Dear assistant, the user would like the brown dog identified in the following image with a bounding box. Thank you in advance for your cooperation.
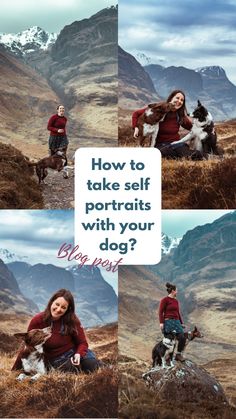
[14,327,52,381]
[136,101,175,147]
[29,151,68,184]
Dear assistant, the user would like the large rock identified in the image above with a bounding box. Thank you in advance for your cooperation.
[143,359,228,405]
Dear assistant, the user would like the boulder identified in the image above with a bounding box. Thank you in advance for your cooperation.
[142,359,228,406]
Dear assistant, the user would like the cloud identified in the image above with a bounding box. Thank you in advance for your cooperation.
[162,210,232,238]
[119,0,236,83]
[0,0,114,33]
[0,210,74,264]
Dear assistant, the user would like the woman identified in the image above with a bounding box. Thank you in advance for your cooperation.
[47,105,68,156]
[158,282,186,362]
[132,90,198,158]
[12,289,100,373]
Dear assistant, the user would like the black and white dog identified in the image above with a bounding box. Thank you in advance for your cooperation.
[171,100,218,155]
[152,332,176,369]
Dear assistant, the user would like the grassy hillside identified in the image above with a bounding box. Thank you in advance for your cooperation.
[0,317,117,418]
[0,142,43,209]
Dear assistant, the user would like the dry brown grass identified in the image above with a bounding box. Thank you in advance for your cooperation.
[0,366,117,418]
[162,157,236,209]
[0,320,118,418]
[118,111,236,209]
[0,142,43,208]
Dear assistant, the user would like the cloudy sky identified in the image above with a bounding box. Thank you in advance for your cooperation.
[162,210,232,238]
[119,0,236,84]
[0,210,117,293]
[0,0,114,33]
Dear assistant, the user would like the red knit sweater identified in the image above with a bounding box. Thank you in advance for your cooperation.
[132,109,192,143]
[47,114,67,136]
[159,296,183,324]
[12,312,88,370]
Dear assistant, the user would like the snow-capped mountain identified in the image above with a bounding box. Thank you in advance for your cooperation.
[135,52,152,66]
[0,248,28,263]
[162,233,181,255]
[195,66,226,78]
[0,26,57,56]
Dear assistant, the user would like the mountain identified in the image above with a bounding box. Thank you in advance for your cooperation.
[8,261,118,327]
[67,265,117,325]
[0,6,118,154]
[135,52,152,67]
[26,6,118,146]
[118,46,159,108]
[0,26,57,57]
[144,63,236,121]
[145,64,203,98]
[195,66,236,116]
[0,248,28,263]
[0,47,59,154]
[0,259,38,314]
[161,233,181,254]
[119,212,236,362]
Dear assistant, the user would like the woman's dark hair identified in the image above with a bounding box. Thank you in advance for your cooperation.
[166,90,188,123]
[166,282,176,294]
[43,289,79,335]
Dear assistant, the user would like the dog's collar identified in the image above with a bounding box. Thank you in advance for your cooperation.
[187,331,194,341]
[194,112,213,128]
[163,337,174,348]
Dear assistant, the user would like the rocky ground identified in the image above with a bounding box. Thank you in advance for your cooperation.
[39,169,74,209]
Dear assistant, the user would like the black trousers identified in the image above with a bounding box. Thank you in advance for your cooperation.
[48,348,101,374]
[176,333,187,352]
[50,357,100,374]
[156,143,204,160]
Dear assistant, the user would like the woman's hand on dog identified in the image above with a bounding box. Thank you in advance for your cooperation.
[133,127,139,138]
[160,323,164,331]
[71,353,80,365]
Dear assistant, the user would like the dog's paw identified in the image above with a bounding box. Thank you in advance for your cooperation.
[17,373,27,381]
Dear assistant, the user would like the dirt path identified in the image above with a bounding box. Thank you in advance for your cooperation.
[15,142,75,209]
[39,169,74,209]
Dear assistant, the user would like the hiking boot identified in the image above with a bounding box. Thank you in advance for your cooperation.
[175,353,185,362]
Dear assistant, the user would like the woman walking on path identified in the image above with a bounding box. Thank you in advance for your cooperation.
[47,105,69,156]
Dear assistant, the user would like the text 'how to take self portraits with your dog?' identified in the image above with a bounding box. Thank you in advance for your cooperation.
[73,148,161,265]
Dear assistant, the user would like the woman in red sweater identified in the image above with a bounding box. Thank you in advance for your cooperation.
[47,105,68,156]
[159,282,186,362]
[132,90,196,158]
[12,289,99,373]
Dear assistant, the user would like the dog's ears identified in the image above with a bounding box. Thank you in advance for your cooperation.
[148,101,166,109]
[148,103,157,109]
[194,326,198,331]
[197,100,202,107]
[14,332,28,340]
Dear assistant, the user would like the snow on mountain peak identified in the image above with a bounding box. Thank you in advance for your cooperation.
[195,66,226,77]
[135,52,152,66]
[0,26,57,56]
[162,233,181,254]
[0,248,28,263]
